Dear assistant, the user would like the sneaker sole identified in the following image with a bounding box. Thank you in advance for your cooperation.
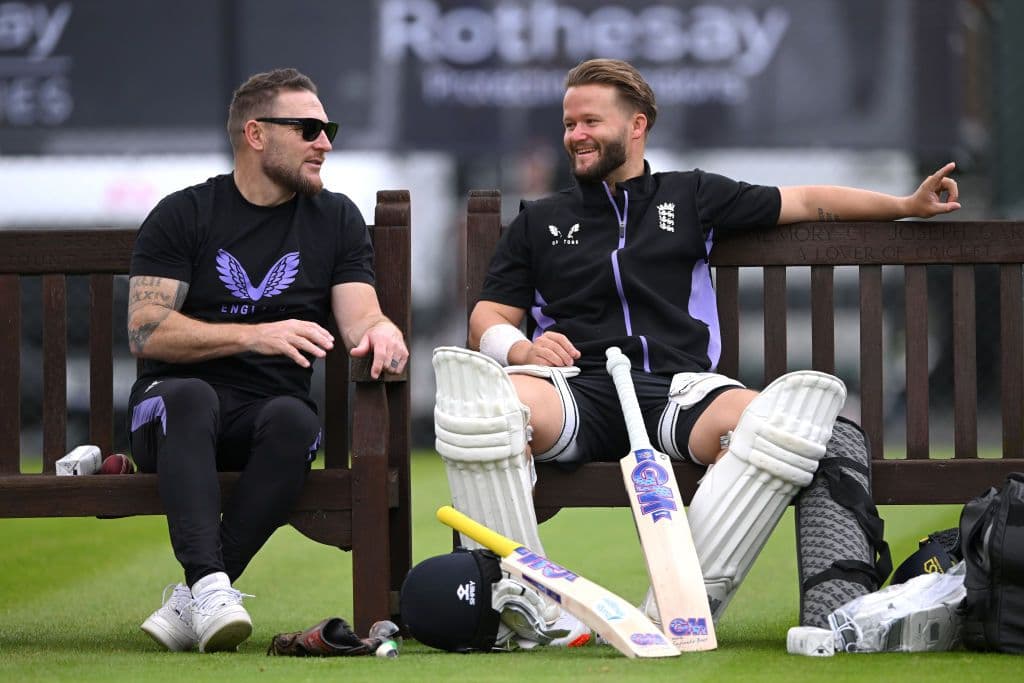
[141,614,196,652]
[198,613,253,653]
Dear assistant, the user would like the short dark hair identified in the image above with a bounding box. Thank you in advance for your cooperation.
[565,59,657,134]
[227,68,318,150]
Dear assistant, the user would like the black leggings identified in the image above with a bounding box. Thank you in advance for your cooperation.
[128,378,321,587]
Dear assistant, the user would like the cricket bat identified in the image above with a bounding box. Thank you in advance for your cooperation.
[605,346,718,652]
[436,505,679,659]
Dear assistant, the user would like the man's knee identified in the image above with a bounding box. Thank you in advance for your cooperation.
[132,377,219,435]
[254,396,321,461]
[688,388,757,463]
[509,373,565,456]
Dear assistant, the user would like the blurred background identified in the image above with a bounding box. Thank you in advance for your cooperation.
[2,0,1021,453]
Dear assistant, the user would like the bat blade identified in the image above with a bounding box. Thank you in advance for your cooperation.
[436,505,679,659]
[607,347,718,652]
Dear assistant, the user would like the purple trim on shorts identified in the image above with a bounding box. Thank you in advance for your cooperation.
[307,429,322,463]
[530,290,556,340]
[131,396,167,435]
[639,336,651,372]
[690,231,721,369]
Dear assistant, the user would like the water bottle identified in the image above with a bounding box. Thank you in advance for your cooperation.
[369,620,401,658]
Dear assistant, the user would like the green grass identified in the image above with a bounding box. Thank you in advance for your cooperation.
[1,452,1019,681]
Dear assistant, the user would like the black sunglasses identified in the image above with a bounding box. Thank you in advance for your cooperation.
[256,117,339,143]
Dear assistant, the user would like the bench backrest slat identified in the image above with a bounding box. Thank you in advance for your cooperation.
[0,275,19,474]
[903,264,930,459]
[858,265,885,458]
[952,265,978,458]
[716,267,739,378]
[1000,264,1024,458]
[811,265,836,374]
[88,274,115,457]
[42,274,68,469]
[464,191,503,331]
[763,266,787,382]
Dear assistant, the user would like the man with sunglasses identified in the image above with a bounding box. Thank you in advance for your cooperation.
[126,68,407,653]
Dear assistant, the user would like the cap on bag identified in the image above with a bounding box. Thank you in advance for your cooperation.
[400,547,503,652]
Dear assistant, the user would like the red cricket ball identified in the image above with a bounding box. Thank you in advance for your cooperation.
[100,453,136,475]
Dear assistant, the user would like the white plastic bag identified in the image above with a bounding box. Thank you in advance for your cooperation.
[827,561,966,653]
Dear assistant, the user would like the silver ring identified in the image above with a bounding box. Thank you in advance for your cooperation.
[390,358,400,369]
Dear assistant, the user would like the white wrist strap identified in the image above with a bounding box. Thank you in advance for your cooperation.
[479,323,528,366]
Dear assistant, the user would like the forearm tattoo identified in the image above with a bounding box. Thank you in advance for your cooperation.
[128,321,161,352]
[817,208,840,222]
[127,277,189,353]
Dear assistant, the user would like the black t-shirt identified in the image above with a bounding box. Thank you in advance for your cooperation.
[130,173,375,399]
[480,164,780,375]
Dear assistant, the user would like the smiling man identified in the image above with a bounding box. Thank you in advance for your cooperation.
[127,68,407,653]
[432,58,960,646]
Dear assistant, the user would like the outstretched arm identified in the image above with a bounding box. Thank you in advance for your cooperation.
[127,275,336,367]
[778,162,961,224]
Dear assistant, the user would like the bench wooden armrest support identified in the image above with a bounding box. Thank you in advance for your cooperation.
[0,190,413,634]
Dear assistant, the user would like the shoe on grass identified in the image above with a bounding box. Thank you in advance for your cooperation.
[190,572,253,653]
[141,583,198,652]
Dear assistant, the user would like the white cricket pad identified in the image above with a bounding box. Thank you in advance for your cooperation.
[433,346,546,555]
[646,371,846,624]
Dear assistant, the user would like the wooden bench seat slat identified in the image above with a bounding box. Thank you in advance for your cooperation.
[1000,264,1024,459]
[0,469,361,518]
[531,458,1024,515]
[904,265,930,459]
[952,265,978,458]
[0,275,19,474]
[42,274,68,469]
[859,265,885,459]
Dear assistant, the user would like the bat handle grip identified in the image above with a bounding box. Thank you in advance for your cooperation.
[436,505,518,557]
[605,347,654,451]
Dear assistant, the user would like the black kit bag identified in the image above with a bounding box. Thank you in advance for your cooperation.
[959,472,1024,653]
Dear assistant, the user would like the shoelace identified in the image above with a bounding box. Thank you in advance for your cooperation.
[192,586,255,616]
[161,583,191,609]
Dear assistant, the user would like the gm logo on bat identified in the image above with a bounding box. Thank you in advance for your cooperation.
[630,450,679,522]
[630,632,670,646]
[670,617,710,636]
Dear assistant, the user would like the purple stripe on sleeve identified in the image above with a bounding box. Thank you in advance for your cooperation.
[131,396,167,435]
[690,233,722,369]
[531,290,556,340]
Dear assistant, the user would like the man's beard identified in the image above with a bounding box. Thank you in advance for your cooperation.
[571,137,628,184]
[262,153,323,197]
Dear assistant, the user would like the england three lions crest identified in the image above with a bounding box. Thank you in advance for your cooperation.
[657,203,675,232]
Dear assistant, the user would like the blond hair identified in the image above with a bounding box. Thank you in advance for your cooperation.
[565,59,657,133]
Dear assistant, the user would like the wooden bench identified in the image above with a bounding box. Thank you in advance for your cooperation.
[463,189,1024,520]
[0,190,412,633]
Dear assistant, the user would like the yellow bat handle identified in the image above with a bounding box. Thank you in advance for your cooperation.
[436,505,519,557]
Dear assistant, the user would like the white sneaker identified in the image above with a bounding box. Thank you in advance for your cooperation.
[548,610,591,647]
[141,583,198,652]
[190,572,253,653]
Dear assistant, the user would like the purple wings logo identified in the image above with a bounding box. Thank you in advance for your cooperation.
[216,249,299,301]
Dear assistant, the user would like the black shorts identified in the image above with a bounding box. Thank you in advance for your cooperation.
[534,369,737,468]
